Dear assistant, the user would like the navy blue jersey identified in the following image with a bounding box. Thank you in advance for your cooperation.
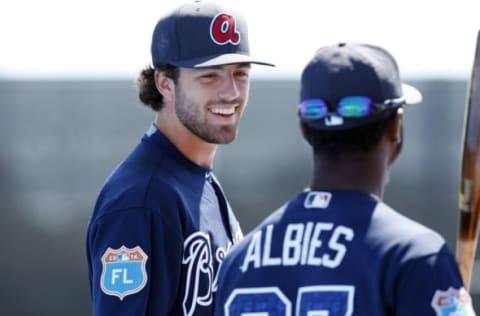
[215,190,475,316]
[86,124,243,315]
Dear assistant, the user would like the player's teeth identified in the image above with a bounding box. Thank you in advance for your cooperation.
[210,108,235,115]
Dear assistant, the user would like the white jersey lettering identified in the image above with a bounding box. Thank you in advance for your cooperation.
[182,232,230,316]
[240,222,354,272]
[240,230,262,271]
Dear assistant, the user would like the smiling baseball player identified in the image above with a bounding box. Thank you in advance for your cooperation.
[85,1,273,315]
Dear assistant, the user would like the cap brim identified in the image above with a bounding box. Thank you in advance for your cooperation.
[402,83,422,104]
[172,53,275,68]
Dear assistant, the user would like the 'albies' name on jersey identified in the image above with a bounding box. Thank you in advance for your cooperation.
[240,221,354,272]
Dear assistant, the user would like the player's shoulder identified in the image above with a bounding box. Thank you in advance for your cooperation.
[92,152,182,219]
[368,201,446,257]
[372,201,442,237]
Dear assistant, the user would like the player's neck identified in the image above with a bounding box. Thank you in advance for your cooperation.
[310,151,388,198]
[155,116,217,168]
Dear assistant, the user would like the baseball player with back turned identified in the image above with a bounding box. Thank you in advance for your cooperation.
[214,43,476,315]
[85,1,273,315]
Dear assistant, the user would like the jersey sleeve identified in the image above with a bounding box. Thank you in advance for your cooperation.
[87,206,183,315]
[394,245,476,316]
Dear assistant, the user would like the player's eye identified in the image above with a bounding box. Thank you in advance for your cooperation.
[199,72,218,79]
[236,69,249,77]
[234,71,249,81]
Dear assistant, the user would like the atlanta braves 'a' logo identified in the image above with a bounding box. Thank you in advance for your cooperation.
[210,13,240,45]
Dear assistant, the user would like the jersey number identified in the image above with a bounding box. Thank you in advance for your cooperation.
[225,285,354,316]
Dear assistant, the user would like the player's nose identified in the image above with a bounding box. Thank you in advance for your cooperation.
[218,75,240,101]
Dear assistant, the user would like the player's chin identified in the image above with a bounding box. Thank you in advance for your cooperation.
[209,126,240,144]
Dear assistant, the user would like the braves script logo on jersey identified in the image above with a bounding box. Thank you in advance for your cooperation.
[210,13,240,45]
[182,232,231,316]
[431,287,475,315]
[100,246,148,300]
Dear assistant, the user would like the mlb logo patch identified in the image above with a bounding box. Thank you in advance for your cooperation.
[325,114,344,126]
[304,191,332,209]
[431,287,475,316]
[101,246,148,300]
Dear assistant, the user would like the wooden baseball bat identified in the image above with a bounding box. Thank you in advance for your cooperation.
[457,29,480,290]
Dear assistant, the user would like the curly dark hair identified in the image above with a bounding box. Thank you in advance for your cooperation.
[137,65,179,111]
[300,110,398,156]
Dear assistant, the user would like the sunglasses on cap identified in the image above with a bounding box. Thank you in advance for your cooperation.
[298,96,405,120]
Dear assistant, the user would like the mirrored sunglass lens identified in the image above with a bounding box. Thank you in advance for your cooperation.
[300,100,328,119]
[338,96,372,117]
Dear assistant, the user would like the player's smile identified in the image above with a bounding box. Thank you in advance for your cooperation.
[208,105,237,116]
[207,105,240,123]
[88,1,275,314]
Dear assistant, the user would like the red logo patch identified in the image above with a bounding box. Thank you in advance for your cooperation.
[210,13,240,45]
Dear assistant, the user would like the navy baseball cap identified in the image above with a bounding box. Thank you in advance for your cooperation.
[300,42,422,130]
[151,1,274,68]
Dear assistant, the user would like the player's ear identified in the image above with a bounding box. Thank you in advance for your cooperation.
[154,69,175,103]
[390,108,403,143]
[387,108,404,163]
